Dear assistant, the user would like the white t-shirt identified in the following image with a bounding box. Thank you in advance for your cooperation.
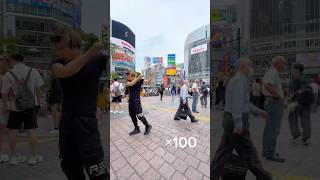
[262,66,284,98]
[310,82,320,94]
[110,81,124,97]
[1,63,44,111]
[192,83,199,93]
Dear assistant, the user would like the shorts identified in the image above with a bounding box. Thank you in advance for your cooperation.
[112,96,122,103]
[7,108,38,129]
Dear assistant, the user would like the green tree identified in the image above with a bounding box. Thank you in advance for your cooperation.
[0,36,17,55]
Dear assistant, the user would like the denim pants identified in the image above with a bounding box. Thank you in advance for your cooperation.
[262,98,284,158]
[192,93,199,112]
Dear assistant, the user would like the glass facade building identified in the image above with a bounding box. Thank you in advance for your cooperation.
[0,0,81,70]
[250,0,320,76]
[184,25,210,83]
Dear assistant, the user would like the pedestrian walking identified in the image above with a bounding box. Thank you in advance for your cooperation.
[310,76,320,113]
[173,80,199,122]
[171,85,176,103]
[126,71,154,136]
[215,81,225,110]
[212,58,271,180]
[1,53,44,165]
[51,26,107,179]
[251,78,262,109]
[288,63,313,146]
[110,78,124,114]
[200,81,208,108]
[192,79,200,113]
[158,84,164,101]
[46,76,62,134]
[262,56,286,162]
[0,56,9,163]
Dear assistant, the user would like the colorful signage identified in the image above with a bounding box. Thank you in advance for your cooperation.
[212,25,228,48]
[110,37,135,70]
[167,54,176,68]
[144,56,152,69]
[211,10,226,22]
[152,57,163,64]
[191,44,208,55]
[167,68,176,76]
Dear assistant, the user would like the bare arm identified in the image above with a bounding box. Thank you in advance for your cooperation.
[52,43,104,78]
[143,73,155,84]
[127,76,142,87]
[264,83,280,98]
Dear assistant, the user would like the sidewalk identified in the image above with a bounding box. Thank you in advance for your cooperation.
[211,107,320,180]
[110,96,210,180]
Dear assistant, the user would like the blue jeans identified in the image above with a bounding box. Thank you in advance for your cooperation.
[262,98,284,158]
[192,93,199,112]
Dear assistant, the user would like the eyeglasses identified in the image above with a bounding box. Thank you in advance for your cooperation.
[51,35,62,44]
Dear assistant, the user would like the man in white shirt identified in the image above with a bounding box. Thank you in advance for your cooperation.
[262,56,286,162]
[191,79,200,113]
[1,53,44,165]
[310,77,320,113]
[174,80,198,122]
[110,78,124,114]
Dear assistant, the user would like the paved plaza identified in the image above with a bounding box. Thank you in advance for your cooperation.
[110,96,210,180]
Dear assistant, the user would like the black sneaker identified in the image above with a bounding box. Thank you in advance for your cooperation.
[144,125,152,135]
[303,139,311,146]
[191,119,199,123]
[129,129,140,136]
[265,156,286,163]
[291,136,302,143]
[174,118,180,121]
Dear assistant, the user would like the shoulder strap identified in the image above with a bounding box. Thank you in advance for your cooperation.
[25,68,33,82]
[9,71,20,83]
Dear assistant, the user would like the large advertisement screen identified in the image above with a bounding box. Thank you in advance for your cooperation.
[111,37,135,70]
[112,20,135,48]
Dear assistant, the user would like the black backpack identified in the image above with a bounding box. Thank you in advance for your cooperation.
[297,84,314,105]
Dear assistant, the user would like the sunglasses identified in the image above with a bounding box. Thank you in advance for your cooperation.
[51,35,63,44]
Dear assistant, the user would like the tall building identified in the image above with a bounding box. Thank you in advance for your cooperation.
[184,25,210,83]
[110,20,135,81]
[0,0,81,70]
[249,0,320,76]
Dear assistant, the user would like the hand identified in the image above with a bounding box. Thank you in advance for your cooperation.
[87,43,105,57]
[233,127,243,135]
[260,111,268,119]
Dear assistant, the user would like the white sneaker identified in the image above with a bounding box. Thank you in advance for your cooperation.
[118,111,123,114]
[28,155,43,165]
[0,154,10,163]
[110,110,114,113]
[9,154,27,165]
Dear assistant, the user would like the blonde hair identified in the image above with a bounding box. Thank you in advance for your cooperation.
[54,25,82,49]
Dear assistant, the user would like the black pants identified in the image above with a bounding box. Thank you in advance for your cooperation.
[160,92,163,101]
[211,112,271,180]
[174,98,195,121]
[129,103,149,129]
[59,116,107,180]
[200,95,208,107]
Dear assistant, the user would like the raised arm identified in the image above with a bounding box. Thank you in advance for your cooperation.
[127,75,142,87]
[143,72,155,85]
[52,43,104,78]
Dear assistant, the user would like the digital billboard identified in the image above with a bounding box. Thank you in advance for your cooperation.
[110,37,135,70]
[152,57,164,64]
[112,20,135,48]
[167,54,176,68]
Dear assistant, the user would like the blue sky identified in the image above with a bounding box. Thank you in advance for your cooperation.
[111,0,210,72]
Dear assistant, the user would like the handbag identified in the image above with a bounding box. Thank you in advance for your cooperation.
[179,109,188,120]
[222,154,248,180]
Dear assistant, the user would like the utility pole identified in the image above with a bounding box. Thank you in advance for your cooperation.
[237,28,240,58]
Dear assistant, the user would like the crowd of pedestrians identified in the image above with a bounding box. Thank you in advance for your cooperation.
[212,56,320,180]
